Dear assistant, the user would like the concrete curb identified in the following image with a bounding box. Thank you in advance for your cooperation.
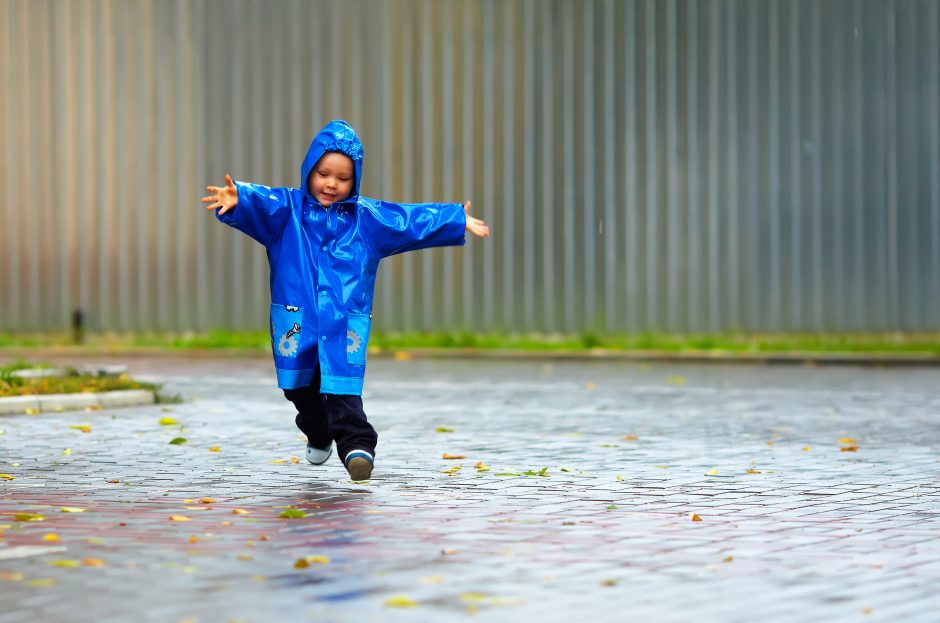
[0,389,155,415]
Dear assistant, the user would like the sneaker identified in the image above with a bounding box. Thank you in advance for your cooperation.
[344,450,374,480]
[305,443,333,465]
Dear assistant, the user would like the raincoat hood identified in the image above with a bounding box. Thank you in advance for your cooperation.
[300,119,364,200]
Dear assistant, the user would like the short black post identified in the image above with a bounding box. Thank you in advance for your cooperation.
[71,309,84,345]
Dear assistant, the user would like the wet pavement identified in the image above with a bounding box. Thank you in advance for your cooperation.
[1,356,940,623]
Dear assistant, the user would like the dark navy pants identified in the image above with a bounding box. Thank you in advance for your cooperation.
[282,367,377,463]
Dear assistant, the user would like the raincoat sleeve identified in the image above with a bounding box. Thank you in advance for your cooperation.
[215,181,292,247]
[364,201,467,258]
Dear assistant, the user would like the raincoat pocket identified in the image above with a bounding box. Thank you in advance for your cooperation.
[271,303,304,359]
[346,312,371,365]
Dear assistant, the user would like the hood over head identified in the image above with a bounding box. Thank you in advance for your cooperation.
[300,119,364,200]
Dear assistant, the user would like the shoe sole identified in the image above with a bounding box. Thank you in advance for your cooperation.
[346,456,373,481]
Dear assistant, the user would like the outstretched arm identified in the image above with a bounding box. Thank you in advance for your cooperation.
[363,199,488,258]
[201,174,292,246]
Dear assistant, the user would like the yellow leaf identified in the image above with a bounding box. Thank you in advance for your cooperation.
[766,441,774,446]
[259,535,269,541]
[14,513,44,522]
[289,456,300,464]
[304,555,330,564]
[841,445,859,452]
[82,558,104,567]
[0,572,24,582]
[420,575,443,584]
[60,507,86,513]
[62,448,71,456]
[705,469,719,475]
[208,447,222,452]
[220,521,232,526]
[442,453,465,460]
[24,578,56,588]
[839,437,857,444]
[42,533,61,542]
[25,408,39,415]
[69,425,91,433]
[723,556,734,563]
[746,469,761,474]
[616,475,625,481]
[667,375,685,386]
[198,498,215,504]
[169,515,191,522]
[270,459,287,464]
[442,465,462,475]
[0,474,13,481]
[188,535,199,543]
[393,351,413,361]
[690,513,703,522]
[231,509,249,515]
[237,554,253,561]
[622,434,639,441]
[158,417,179,426]
[802,446,812,451]
[183,499,195,504]
[48,559,80,568]
[600,578,618,586]
[84,538,105,545]
[384,595,418,608]
[441,548,458,555]
[293,558,310,569]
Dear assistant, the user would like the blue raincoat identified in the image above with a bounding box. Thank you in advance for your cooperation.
[216,120,466,395]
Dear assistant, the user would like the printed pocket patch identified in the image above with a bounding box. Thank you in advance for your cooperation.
[271,304,304,359]
[346,312,372,365]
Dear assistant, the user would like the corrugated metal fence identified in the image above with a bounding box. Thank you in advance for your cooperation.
[1,0,938,333]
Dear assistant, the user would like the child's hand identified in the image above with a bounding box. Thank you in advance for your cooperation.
[464,201,489,238]
[201,174,238,215]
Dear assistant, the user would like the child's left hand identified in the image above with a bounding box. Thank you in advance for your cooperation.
[464,201,489,238]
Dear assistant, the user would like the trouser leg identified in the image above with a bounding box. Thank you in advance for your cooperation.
[282,368,332,450]
[322,394,378,462]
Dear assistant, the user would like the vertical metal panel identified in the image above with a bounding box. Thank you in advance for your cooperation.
[2,0,938,334]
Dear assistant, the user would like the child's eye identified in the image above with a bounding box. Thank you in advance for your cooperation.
[317,171,327,177]
[339,178,349,182]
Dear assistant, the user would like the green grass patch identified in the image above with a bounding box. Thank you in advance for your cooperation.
[0,330,937,355]
[0,361,158,398]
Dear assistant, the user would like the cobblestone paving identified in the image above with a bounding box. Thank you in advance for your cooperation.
[1,356,939,623]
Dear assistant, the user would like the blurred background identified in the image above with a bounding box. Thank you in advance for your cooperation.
[1,0,938,337]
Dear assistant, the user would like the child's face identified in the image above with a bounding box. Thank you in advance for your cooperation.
[308,152,355,207]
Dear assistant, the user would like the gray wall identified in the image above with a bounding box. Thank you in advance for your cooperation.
[1,0,938,333]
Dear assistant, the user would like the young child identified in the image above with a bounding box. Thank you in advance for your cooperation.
[201,120,489,480]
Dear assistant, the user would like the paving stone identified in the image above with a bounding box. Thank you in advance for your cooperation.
[1,357,939,622]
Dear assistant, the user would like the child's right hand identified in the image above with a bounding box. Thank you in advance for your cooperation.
[201,174,238,215]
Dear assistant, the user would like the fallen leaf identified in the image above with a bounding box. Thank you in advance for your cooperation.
[259,535,269,541]
[25,408,39,415]
[494,471,520,477]
[280,508,306,519]
[188,535,199,543]
[159,417,179,426]
[600,578,618,586]
[0,572,24,582]
[435,427,454,433]
[60,507,86,513]
[839,437,857,444]
[14,513,44,522]
[442,453,465,460]
[802,446,812,452]
[0,474,14,481]
[106,479,121,483]
[24,578,55,588]
[766,441,774,446]
[705,469,719,475]
[236,554,253,561]
[690,513,703,522]
[442,548,458,555]
[622,434,639,441]
[616,475,625,481]
[43,533,61,542]
[48,559,80,568]
[393,351,413,362]
[270,459,287,464]
[208,447,222,452]
[722,556,734,563]
[169,515,191,522]
[303,555,330,564]
[232,509,249,515]
[745,469,761,474]
[293,558,310,569]
[198,498,215,504]
[62,448,71,456]
[289,456,300,464]
[420,575,443,584]
[442,465,463,475]
[69,425,91,433]
[384,595,418,608]
[183,499,195,504]
[84,538,105,545]
[863,607,873,616]
[220,521,232,526]
[667,375,685,386]
[840,446,860,452]
[474,461,489,472]
[168,437,187,445]
[82,558,104,567]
